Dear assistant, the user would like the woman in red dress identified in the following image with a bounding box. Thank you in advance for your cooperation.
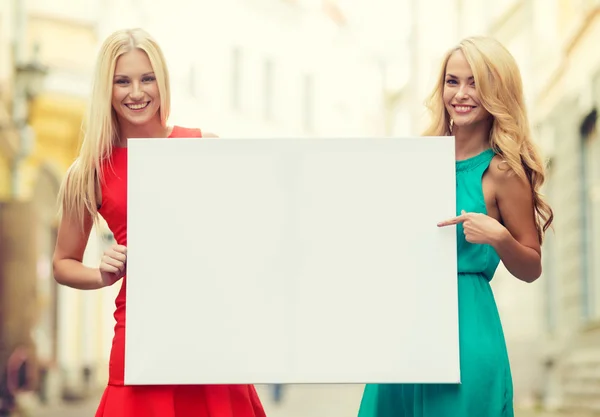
[52,28,267,417]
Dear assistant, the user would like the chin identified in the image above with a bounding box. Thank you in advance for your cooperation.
[454,120,471,127]
[453,114,480,125]
[121,111,160,127]
[127,117,154,126]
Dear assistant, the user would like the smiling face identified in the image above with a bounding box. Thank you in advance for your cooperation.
[442,50,492,129]
[111,48,161,129]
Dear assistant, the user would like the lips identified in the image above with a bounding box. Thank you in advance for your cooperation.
[125,102,150,111]
[453,105,476,114]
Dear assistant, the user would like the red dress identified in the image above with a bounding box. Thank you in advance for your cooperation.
[96,126,266,417]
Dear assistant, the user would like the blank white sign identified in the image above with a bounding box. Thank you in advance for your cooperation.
[125,137,459,385]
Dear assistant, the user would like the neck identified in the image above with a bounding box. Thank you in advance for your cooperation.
[116,116,169,147]
[453,120,493,160]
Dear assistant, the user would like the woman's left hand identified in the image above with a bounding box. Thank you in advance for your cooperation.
[437,210,508,245]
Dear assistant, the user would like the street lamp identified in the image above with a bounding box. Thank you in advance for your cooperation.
[15,46,48,101]
[13,43,48,124]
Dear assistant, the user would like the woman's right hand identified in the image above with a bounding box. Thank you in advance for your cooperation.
[99,244,127,287]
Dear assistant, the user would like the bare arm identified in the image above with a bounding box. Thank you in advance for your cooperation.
[491,163,542,283]
[203,131,219,138]
[52,202,104,290]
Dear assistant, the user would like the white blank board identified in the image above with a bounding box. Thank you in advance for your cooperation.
[125,137,459,385]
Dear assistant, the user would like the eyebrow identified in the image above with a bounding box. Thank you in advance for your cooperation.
[114,72,155,78]
[446,73,474,80]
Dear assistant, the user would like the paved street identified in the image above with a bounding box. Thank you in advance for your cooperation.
[29,384,576,417]
[255,385,574,417]
[19,395,101,417]
[256,384,364,417]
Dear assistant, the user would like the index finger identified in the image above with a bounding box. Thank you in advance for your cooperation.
[437,215,466,227]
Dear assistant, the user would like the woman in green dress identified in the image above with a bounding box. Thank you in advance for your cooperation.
[357,36,554,417]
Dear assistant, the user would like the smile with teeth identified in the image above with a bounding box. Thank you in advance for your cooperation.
[125,102,150,110]
[453,105,475,113]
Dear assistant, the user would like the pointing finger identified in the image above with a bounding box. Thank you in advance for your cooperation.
[437,214,466,227]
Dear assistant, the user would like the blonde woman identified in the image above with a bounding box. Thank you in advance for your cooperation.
[52,28,267,417]
[357,36,553,417]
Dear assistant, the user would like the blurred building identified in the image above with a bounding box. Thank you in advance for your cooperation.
[397,0,600,413]
[381,0,598,410]
[0,0,54,413]
[468,0,600,413]
[136,0,384,139]
[24,0,154,406]
[0,0,34,414]
[482,0,551,409]
[448,0,600,412]
[0,1,19,185]
[531,2,600,415]
[0,0,140,414]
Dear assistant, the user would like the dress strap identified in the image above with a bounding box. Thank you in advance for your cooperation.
[170,126,203,138]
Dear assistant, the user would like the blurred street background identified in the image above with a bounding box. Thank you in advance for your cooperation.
[19,384,583,417]
[1,0,600,415]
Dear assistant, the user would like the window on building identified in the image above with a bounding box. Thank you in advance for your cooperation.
[542,157,558,333]
[581,109,600,320]
[231,47,242,111]
[189,62,197,98]
[302,73,315,132]
[263,58,274,121]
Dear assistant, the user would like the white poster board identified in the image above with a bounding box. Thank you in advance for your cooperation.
[125,137,459,385]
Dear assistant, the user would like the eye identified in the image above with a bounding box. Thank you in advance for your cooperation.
[142,76,156,83]
[115,79,129,85]
[445,79,457,85]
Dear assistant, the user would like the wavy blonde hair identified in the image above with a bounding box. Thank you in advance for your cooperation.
[57,28,171,228]
[423,36,553,243]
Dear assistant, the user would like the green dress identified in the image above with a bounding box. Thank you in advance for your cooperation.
[357,148,513,417]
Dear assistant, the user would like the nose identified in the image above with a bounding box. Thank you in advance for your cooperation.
[456,85,469,100]
[129,81,144,100]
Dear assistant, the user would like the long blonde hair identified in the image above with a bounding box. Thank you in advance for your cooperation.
[58,28,171,228]
[423,36,553,243]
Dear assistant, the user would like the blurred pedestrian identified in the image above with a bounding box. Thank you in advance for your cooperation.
[272,384,284,403]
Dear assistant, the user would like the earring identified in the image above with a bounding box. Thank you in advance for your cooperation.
[449,119,454,134]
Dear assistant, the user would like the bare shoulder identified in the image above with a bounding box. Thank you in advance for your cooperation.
[203,131,219,138]
[488,154,540,251]
[487,155,530,190]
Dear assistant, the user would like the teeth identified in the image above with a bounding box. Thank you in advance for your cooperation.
[456,106,472,112]
[126,102,149,110]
